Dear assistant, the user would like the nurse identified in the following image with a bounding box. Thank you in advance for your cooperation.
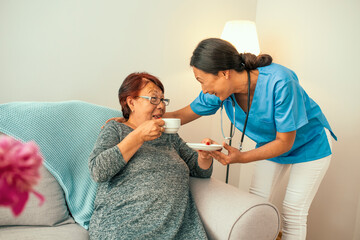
[165,38,337,240]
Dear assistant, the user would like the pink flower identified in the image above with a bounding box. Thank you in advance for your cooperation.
[0,136,45,216]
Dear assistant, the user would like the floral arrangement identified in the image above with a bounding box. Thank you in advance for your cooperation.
[0,135,45,216]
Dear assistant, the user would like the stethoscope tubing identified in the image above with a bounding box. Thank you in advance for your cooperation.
[239,70,251,150]
[220,70,251,151]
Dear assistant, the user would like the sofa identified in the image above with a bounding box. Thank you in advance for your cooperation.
[0,101,280,240]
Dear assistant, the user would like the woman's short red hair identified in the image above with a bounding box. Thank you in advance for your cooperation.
[118,72,164,119]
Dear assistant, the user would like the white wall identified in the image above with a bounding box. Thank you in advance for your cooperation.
[255,0,360,239]
[0,0,257,183]
[6,1,358,238]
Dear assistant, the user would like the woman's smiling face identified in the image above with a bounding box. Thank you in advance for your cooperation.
[192,67,231,101]
[131,81,166,123]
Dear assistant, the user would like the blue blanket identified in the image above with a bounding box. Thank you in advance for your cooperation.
[0,100,122,229]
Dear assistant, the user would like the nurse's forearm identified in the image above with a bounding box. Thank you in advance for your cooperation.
[241,140,290,163]
[241,131,296,163]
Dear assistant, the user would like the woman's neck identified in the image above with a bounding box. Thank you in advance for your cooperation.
[124,117,138,129]
[232,69,259,95]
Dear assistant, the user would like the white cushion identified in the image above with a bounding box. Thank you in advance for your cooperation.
[0,133,74,227]
[189,177,280,240]
[0,224,89,240]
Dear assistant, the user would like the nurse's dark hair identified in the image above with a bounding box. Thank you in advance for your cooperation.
[118,72,164,119]
[190,38,272,75]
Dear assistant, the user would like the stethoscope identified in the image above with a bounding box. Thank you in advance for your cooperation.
[220,70,251,151]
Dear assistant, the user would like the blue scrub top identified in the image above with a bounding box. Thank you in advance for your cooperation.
[190,63,337,164]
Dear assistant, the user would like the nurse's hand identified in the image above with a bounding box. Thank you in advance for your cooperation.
[102,117,126,128]
[107,117,125,123]
[209,142,245,165]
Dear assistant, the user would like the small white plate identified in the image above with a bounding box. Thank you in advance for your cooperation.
[186,143,222,151]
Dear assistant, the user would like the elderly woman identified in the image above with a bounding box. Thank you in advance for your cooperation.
[88,72,213,239]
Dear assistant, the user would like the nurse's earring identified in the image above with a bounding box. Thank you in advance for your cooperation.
[223,70,230,80]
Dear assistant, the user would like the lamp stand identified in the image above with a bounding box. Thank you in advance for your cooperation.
[225,122,234,184]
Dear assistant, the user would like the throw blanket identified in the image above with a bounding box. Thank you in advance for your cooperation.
[0,100,122,229]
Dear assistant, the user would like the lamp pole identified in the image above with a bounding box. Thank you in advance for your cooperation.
[221,20,260,184]
[225,122,234,184]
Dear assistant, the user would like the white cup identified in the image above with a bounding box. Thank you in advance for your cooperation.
[163,118,181,134]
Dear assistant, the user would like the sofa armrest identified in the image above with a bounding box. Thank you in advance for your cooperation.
[189,177,280,240]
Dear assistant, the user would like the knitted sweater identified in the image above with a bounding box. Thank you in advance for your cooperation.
[88,121,212,240]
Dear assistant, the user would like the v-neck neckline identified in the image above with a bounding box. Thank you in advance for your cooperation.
[232,75,261,116]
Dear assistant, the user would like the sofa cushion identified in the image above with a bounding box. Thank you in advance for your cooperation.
[0,133,74,227]
[0,101,123,229]
[0,223,89,240]
[190,177,280,240]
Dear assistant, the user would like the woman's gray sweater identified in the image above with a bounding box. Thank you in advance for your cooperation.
[88,121,212,239]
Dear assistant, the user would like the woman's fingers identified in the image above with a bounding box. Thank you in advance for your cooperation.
[155,119,165,135]
[198,150,211,159]
[149,119,165,139]
[201,138,212,145]
[201,138,219,145]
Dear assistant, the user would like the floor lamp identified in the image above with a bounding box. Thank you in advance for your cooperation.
[221,20,260,184]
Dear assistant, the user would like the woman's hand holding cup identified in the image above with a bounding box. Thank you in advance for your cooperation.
[135,119,165,142]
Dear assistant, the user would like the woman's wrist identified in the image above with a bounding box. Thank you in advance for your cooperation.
[130,128,145,145]
[117,130,145,163]
[198,154,212,169]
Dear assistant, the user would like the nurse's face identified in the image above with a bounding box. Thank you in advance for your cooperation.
[193,67,231,101]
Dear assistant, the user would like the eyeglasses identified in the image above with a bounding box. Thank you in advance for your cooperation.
[138,96,170,106]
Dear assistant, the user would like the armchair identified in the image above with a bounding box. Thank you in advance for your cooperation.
[0,101,280,239]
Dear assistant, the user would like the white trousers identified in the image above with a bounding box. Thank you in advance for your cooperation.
[249,129,333,240]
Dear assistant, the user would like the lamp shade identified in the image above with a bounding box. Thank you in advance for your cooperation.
[221,20,260,55]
